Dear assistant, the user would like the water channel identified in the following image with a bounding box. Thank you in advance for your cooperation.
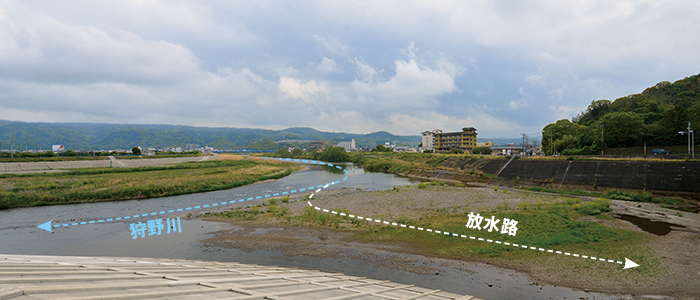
[0,162,625,299]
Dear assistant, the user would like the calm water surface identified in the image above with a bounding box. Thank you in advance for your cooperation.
[0,162,624,299]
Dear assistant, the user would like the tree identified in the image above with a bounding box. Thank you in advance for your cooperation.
[471,147,491,154]
[601,111,645,147]
[542,119,585,155]
[132,147,141,155]
[275,147,290,158]
[315,147,350,162]
[291,147,303,156]
[372,144,392,152]
[574,100,612,126]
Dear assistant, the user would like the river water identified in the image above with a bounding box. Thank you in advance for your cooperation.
[0,162,623,299]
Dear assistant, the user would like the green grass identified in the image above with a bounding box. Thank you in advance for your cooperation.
[0,159,298,210]
[519,186,695,212]
[351,152,490,180]
[351,197,656,278]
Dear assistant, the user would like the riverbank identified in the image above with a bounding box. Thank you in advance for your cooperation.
[0,154,302,210]
[201,185,700,299]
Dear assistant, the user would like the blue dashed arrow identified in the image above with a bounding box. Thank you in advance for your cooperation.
[37,158,349,232]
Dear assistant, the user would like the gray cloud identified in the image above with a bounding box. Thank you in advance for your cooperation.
[0,0,698,137]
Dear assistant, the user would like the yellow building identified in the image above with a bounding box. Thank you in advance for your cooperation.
[435,127,477,153]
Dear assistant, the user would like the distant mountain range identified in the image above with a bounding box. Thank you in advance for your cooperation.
[0,120,521,151]
[0,120,419,151]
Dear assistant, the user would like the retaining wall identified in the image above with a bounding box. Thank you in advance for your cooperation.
[486,159,699,193]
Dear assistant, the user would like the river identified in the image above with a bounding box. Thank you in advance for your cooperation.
[0,162,623,299]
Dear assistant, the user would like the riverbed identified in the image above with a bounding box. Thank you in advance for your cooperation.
[0,162,646,299]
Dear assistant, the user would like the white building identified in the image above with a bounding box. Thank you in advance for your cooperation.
[337,139,356,151]
[420,129,442,152]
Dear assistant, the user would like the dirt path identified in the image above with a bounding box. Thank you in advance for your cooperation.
[201,185,700,299]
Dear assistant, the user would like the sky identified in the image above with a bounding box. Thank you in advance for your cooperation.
[1,1,699,138]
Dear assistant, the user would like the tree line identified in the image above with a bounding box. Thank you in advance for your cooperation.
[542,74,700,155]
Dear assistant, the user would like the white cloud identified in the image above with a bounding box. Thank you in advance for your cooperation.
[277,77,327,102]
[316,57,338,73]
[313,35,348,55]
[508,99,529,110]
[349,57,379,83]
[550,105,584,120]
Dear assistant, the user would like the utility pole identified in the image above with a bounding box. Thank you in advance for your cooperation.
[600,120,605,155]
[688,122,691,156]
[10,135,13,158]
[679,122,695,159]
[521,133,527,157]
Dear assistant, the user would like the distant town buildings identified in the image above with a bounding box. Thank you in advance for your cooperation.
[337,139,356,151]
[490,145,523,156]
[308,141,325,151]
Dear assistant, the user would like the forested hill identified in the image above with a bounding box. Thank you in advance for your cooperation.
[542,73,700,155]
[0,121,420,151]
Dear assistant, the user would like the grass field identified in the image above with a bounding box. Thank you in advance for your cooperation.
[0,157,300,210]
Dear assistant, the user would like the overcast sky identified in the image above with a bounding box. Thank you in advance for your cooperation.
[1,1,699,138]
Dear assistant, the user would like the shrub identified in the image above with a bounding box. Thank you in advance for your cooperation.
[471,147,491,155]
[576,198,611,215]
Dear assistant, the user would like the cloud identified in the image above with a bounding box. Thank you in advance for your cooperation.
[277,77,327,102]
[315,57,338,73]
[508,99,529,110]
[1,0,699,139]
[349,57,379,83]
[550,105,584,120]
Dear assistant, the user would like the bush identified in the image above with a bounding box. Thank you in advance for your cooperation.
[576,198,611,215]
[471,147,491,155]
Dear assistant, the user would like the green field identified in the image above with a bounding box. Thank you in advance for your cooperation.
[0,159,299,209]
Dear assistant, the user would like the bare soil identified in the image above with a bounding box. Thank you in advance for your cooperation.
[201,185,700,299]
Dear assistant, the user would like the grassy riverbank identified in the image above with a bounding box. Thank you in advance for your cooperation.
[0,156,300,209]
[349,152,497,178]
[201,184,699,297]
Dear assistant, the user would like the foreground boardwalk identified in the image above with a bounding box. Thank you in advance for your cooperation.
[0,254,480,300]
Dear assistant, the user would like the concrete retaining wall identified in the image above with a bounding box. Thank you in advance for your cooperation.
[487,159,700,193]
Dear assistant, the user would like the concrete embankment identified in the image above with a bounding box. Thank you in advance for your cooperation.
[397,157,699,197]
[0,254,478,300]
[490,159,700,195]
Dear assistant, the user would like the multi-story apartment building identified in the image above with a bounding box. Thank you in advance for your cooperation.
[434,127,477,153]
[420,129,442,152]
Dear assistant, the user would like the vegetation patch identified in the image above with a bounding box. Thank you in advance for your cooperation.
[0,159,298,210]
[518,186,695,212]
